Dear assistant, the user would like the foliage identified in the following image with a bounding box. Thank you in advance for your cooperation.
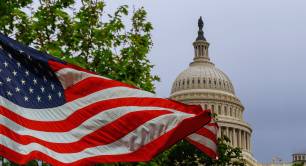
[142,135,245,166]
[0,0,159,92]
[292,162,304,166]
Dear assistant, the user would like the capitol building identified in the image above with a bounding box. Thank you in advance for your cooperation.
[169,17,257,166]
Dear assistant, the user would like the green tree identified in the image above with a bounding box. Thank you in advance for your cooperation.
[140,135,245,166]
[292,162,304,166]
[0,0,159,92]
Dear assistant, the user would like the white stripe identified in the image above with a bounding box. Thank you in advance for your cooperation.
[0,87,158,121]
[204,125,218,135]
[0,106,190,143]
[187,133,217,151]
[55,68,109,89]
[0,113,193,163]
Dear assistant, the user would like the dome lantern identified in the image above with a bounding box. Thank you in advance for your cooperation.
[191,16,212,66]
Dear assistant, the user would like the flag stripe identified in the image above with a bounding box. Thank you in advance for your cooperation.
[203,125,218,135]
[0,111,210,165]
[186,121,218,159]
[0,108,188,143]
[55,67,109,89]
[0,112,210,163]
[0,106,175,132]
[0,86,201,122]
[195,128,217,144]
[0,87,157,121]
[0,110,176,153]
[186,136,217,159]
[64,77,134,102]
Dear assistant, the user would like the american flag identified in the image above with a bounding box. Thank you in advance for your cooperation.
[0,33,217,165]
[186,121,218,159]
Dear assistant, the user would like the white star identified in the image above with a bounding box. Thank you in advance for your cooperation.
[48,94,52,100]
[51,84,55,90]
[43,76,47,82]
[12,70,17,76]
[21,79,26,85]
[8,53,12,59]
[25,70,29,76]
[37,96,41,102]
[24,96,29,102]
[40,86,45,93]
[27,55,31,60]
[0,81,2,86]
[17,62,21,68]
[58,92,62,97]
[3,61,8,67]
[6,91,12,96]
[29,87,34,93]
[33,79,37,84]
[6,77,11,82]
[15,87,20,92]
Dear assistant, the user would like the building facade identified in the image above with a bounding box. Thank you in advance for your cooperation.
[169,17,257,166]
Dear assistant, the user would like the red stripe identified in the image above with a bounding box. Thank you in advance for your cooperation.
[0,98,203,132]
[185,137,217,159]
[0,110,172,153]
[64,77,135,102]
[0,111,211,165]
[195,127,218,144]
[48,60,95,74]
[207,122,218,127]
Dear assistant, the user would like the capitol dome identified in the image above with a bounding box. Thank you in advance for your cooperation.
[171,62,235,95]
[169,17,257,166]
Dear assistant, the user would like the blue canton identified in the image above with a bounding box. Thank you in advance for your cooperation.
[0,34,65,109]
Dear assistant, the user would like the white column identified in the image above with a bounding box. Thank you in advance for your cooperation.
[249,133,251,152]
[244,132,249,151]
[233,129,237,147]
[239,130,243,149]
[231,128,234,146]
[242,131,245,150]
[238,129,241,148]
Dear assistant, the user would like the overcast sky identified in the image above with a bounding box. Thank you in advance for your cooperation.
[105,0,306,163]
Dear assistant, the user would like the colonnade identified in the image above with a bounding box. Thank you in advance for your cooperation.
[219,126,251,152]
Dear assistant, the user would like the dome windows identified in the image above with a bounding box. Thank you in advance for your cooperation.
[218,105,222,115]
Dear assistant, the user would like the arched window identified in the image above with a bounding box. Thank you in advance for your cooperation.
[218,105,221,115]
